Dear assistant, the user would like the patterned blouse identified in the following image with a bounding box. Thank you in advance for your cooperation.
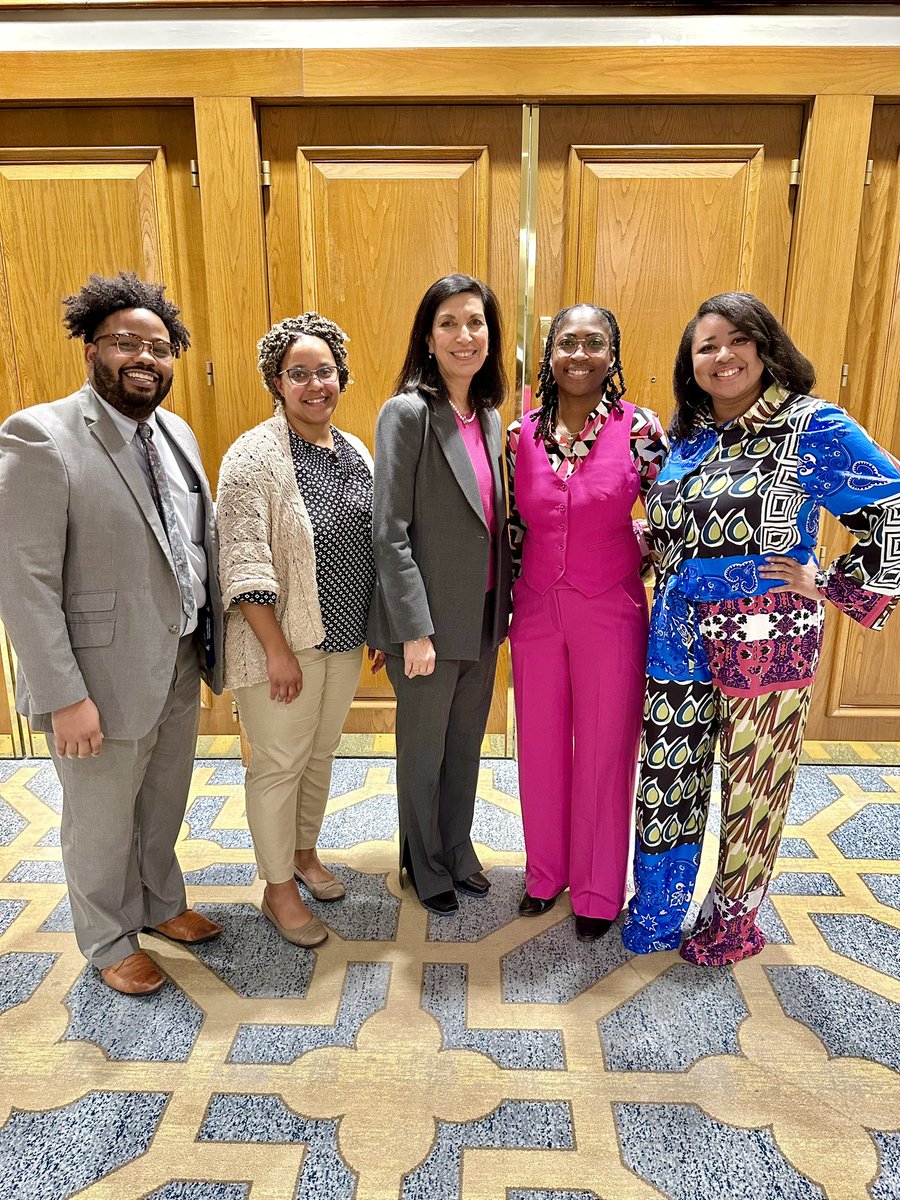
[235,427,375,654]
[506,398,669,576]
[647,385,900,696]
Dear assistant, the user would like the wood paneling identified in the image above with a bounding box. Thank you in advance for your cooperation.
[261,105,521,739]
[0,51,305,101]
[0,47,896,104]
[300,47,900,101]
[785,95,874,401]
[536,105,802,432]
[0,149,180,421]
[193,97,270,462]
[809,104,900,739]
[0,107,215,462]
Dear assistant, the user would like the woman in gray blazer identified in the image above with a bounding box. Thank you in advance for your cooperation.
[369,275,512,913]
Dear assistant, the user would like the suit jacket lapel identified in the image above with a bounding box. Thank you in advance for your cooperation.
[478,407,505,525]
[78,386,174,569]
[430,396,488,528]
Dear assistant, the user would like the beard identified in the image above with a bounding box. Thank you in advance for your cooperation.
[91,356,173,420]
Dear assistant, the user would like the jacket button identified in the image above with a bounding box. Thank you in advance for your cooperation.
[169,624,179,634]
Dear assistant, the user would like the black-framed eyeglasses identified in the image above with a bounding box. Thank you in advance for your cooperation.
[93,333,176,361]
[277,365,339,386]
[554,335,610,355]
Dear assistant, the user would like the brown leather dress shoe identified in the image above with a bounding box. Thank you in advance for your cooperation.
[148,909,222,944]
[100,951,166,995]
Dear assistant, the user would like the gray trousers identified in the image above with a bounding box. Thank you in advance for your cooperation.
[50,636,200,967]
[387,635,498,901]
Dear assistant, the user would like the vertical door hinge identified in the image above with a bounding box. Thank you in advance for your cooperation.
[190,158,200,189]
[789,159,801,187]
[864,158,874,186]
[205,361,214,387]
[260,159,271,188]
[840,363,850,388]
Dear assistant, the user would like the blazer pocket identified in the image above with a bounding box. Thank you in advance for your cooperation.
[67,591,117,613]
[68,619,116,648]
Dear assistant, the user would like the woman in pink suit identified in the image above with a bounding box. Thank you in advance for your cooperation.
[507,305,667,940]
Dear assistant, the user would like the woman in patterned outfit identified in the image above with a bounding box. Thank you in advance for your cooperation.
[622,292,900,966]
[217,313,383,947]
[507,304,667,941]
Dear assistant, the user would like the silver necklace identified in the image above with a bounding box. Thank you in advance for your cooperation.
[448,398,476,425]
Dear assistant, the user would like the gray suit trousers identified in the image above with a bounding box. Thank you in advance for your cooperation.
[50,635,201,967]
[387,631,498,901]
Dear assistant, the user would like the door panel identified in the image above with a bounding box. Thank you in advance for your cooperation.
[536,105,803,431]
[261,105,521,742]
[810,105,900,740]
[0,108,235,745]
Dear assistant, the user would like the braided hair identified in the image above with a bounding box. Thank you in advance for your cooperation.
[258,311,351,406]
[62,271,190,354]
[532,304,626,442]
[671,292,816,442]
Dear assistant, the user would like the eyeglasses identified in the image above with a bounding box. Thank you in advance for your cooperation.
[94,333,175,361]
[554,335,610,355]
[277,365,339,386]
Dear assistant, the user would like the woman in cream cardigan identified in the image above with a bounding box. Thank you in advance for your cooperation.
[217,312,382,947]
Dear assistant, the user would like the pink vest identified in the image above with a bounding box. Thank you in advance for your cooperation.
[515,403,642,596]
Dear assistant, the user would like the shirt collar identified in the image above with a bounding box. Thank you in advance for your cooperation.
[699,383,789,435]
[549,395,610,446]
[89,382,159,444]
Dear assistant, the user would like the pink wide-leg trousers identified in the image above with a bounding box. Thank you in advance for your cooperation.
[510,573,649,919]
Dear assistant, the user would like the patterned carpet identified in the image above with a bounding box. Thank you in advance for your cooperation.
[0,755,898,1200]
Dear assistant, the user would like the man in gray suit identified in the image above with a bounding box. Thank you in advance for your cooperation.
[0,272,224,995]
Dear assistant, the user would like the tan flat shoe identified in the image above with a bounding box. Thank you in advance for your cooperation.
[100,951,166,995]
[293,867,345,902]
[261,895,328,947]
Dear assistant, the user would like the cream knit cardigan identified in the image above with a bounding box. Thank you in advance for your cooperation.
[216,407,373,690]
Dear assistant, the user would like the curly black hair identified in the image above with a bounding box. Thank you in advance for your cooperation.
[671,291,816,442]
[257,312,351,405]
[62,271,190,355]
[393,274,507,413]
[531,304,626,442]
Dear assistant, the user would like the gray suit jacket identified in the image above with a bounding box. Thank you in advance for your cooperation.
[368,391,512,660]
[0,383,224,739]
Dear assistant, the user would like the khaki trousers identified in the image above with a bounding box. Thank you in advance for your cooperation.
[234,645,363,883]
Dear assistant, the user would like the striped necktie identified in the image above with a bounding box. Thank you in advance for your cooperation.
[137,422,196,621]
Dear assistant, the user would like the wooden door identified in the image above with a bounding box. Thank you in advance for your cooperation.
[534,104,804,435]
[807,105,900,742]
[0,107,235,746]
[260,105,522,743]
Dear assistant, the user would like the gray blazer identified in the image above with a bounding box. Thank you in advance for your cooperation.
[0,383,224,739]
[368,391,512,660]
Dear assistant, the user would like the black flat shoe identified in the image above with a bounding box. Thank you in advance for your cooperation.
[519,891,559,917]
[575,915,614,942]
[420,890,459,915]
[454,871,490,896]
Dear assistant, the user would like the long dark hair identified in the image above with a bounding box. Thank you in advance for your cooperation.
[393,273,507,412]
[671,291,816,442]
[532,304,626,442]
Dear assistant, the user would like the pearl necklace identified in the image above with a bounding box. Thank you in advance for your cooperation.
[448,398,476,425]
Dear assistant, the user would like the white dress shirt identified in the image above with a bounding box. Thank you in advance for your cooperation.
[92,386,207,635]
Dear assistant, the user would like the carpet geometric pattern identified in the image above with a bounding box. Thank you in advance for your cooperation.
[0,757,898,1199]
